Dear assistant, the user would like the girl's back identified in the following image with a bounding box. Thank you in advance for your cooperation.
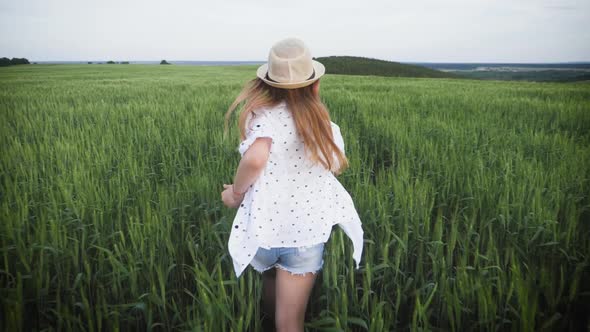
[228,99,364,278]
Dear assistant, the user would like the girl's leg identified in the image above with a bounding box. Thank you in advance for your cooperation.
[262,268,277,319]
[274,268,318,332]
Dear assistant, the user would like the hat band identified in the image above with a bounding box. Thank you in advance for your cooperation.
[265,69,315,83]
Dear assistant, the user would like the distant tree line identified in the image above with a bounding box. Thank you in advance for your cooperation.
[99,61,130,64]
[0,57,30,66]
[87,60,168,65]
[453,69,590,83]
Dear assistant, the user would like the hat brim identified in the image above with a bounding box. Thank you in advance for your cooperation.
[256,60,325,89]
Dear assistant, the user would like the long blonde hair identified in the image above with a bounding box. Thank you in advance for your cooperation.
[223,77,349,175]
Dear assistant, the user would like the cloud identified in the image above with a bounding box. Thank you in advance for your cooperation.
[544,5,577,10]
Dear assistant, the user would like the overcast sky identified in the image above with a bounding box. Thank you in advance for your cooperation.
[1,0,589,63]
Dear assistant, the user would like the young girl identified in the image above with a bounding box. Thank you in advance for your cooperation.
[221,37,364,331]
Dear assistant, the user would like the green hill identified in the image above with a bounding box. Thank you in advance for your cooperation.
[314,55,460,79]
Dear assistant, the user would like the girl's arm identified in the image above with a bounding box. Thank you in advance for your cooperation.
[232,137,272,194]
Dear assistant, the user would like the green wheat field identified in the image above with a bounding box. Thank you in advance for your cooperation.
[1,64,589,331]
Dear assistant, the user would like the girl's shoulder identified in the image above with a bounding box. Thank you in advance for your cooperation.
[251,101,285,117]
[260,100,287,114]
[330,121,343,136]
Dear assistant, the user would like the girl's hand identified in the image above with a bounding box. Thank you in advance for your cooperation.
[221,184,245,209]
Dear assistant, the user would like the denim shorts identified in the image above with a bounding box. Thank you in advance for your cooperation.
[249,242,325,276]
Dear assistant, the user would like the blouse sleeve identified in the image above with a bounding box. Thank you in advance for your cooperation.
[237,111,275,157]
[331,122,345,156]
[330,121,345,172]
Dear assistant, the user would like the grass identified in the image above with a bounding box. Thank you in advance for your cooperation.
[1,64,589,331]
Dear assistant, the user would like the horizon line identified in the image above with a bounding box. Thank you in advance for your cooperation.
[29,59,590,64]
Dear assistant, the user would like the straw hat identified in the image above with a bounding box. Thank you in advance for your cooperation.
[256,37,325,89]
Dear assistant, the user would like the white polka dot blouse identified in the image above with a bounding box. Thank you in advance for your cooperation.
[228,100,364,278]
